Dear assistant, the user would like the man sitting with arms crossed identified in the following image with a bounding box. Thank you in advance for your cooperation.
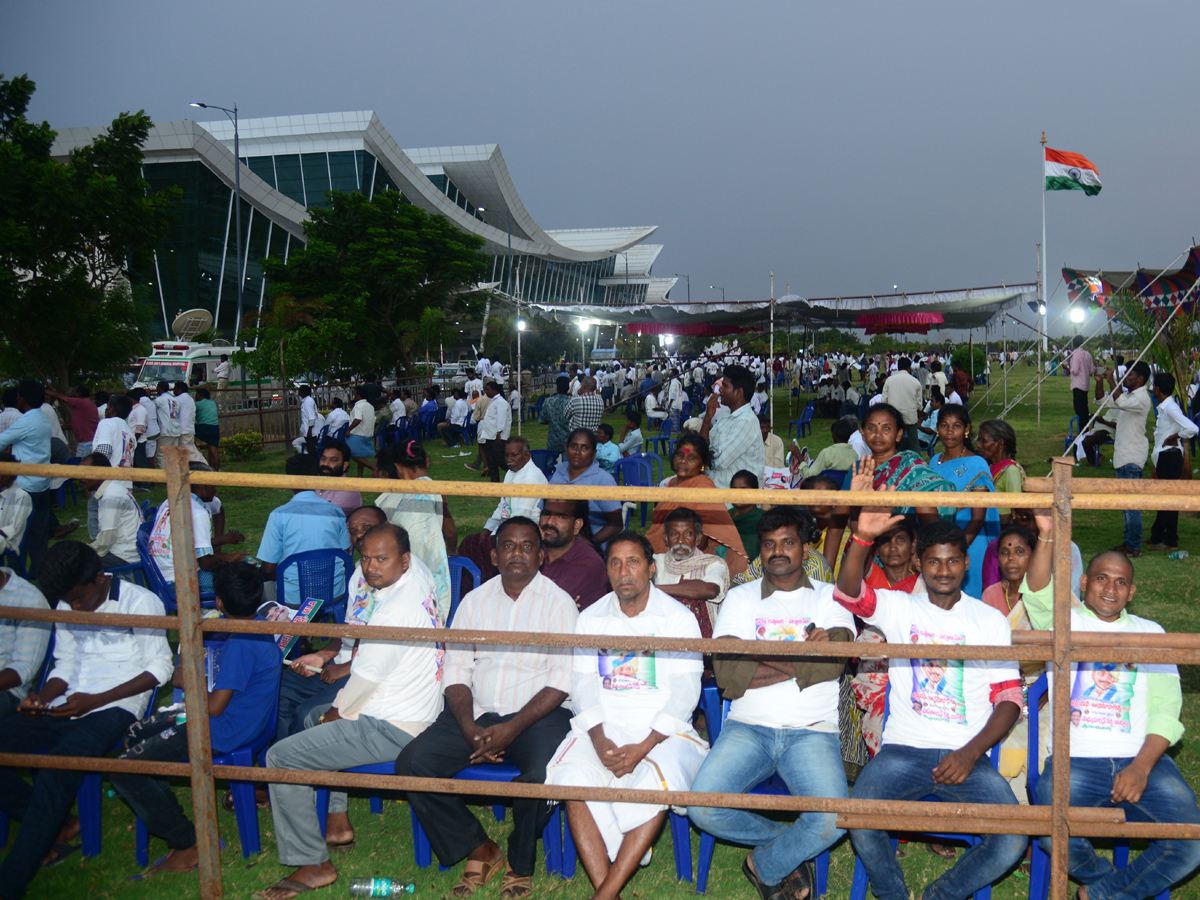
[539,499,608,611]
[254,523,444,900]
[689,506,855,900]
[1024,511,1200,900]
[652,507,730,638]
[398,517,578,900]
[458,436,547,582]
[832,459,1027,900]
[0,541,172,896]
[546,530,708,900]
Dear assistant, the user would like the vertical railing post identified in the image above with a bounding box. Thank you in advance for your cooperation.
[1049,457,1074,899]
[164,446,223,899]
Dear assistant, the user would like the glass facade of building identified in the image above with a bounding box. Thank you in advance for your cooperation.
[130,144,651,340]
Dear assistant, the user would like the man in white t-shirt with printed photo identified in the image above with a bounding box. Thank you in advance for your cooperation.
[832,460,1026,900]
[1023,512,1200,900]
[689,506,855,900]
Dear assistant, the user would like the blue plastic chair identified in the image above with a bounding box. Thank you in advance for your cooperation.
[134,644,281,864]
[630,451,664,487]
[817,469,848,487]
[136,528,218,612]
[531,450,560,479]
[313,424,331,453]
[848,691,1000,900]
[614,456,653,527]
[646,419,673,456]
[56,457,81,509]
[275,548,354,625]
[694,682,830,896]
[1026,674,1169,900]
[447,555,481,626]
[788,406,815,439]
[1064,416,1080,453]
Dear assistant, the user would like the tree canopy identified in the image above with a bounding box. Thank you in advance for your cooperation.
[0,74,178,388]
[242,190,491,380]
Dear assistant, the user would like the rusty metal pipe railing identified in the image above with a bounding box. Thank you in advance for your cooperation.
[3,454,1200,899]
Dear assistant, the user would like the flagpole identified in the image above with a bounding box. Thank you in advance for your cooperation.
[1041,131,1048,354]
[1036,242,1043,428]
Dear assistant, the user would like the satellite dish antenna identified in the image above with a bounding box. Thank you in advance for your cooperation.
[171,308,214,341]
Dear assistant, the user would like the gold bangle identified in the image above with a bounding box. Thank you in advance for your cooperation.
[1038,536,1054,542]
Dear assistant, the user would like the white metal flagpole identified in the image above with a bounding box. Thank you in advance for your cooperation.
[1041,131,1048,354]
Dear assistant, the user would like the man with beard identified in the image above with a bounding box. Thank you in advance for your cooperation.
[689,506,854,900]
[254,524,444,900]
[397,518,577,900]
[539,498,607,611]
[313,439,362,518]
[545,530,707,900]
[651,507,730,637]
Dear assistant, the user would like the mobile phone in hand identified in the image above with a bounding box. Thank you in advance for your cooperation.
[804,623,817,637]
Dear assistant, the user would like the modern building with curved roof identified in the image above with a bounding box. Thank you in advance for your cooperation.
[50,111,676,338]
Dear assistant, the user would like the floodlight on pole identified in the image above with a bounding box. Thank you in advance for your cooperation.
[1070,307,1085,324]
[673,273,690,303]
[190,100,243,343]
[1039,303,1047,315]
[517,319,527,331]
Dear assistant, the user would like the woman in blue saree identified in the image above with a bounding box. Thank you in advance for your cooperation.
[928,403,999,598]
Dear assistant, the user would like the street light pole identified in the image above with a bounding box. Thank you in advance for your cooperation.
[190,102,242,342]
[674,273,690,303]
[710,284,725,303]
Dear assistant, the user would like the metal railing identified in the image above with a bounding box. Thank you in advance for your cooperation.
[2,454,1200,899]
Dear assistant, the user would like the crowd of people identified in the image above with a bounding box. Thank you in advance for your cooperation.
[1,346,1199,900]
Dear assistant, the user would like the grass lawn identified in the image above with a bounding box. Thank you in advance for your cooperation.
[14,364,1200,899]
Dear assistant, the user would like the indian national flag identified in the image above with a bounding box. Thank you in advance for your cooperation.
[1045,147,1102,196]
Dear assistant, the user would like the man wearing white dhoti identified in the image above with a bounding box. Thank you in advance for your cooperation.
[546,530,707,900]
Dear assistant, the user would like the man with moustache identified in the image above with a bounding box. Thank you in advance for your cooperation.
[313,439,363,518]
[688,506,855,900]
[255,523,444,900]
[651,507,730,637]
[397,517,578,900]
[539,498,608,611]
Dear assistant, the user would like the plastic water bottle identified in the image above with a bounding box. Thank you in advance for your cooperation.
[1168,550,1189,560]
[349,879,416,897]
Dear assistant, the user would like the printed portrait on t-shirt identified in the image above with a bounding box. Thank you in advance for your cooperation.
[598,649,657,690]
[1070,662,1136,733]
[907,624,966,726]
[347,575,374,627]
[755,616,812,641]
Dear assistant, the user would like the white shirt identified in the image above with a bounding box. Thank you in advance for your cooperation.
[148,495,213,584]
[490,361,505,381]
[127,401,148,442]
[214,361,232,380]
[389,398,408,425]
[478,393,512,442]
[155,394,180,437]
[40,404,67,444]
[569,586,703,738]
[450,397,470,427]
[715,580,856,729]
[1102,384,1153,469]
[1151,395,1197,466]
[300,396,319,435]
[139,396,159,439]
[92,417,135,468]
[92,479,142,563]
[848,430,870,459]
[855,588,1019,751]
[476,357,491,375]
[325,407,350,432]
[485,458,548,532]
[644,393,666,421]
[349,555,445,726]
[49,579,173,718]
[881,370,923,426]
[349,399,376,437]
[0,483,33,555]
[176,392,197,435]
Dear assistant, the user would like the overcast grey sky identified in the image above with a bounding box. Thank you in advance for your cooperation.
[6,1,1199,340]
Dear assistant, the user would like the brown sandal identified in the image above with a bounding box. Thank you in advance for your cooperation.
[450,856,504,898]
[499,867,532,900]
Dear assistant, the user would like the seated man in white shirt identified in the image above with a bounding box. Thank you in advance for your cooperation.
[437,389,472,450]
[148,461,246,594]
[78,453,141,568]
[457,437,548,583]
[689,507,854,900]
[324,397,351,434]
[652,507,730,637]
[832,461,1026,900]
[0,564,51,722]
[398,517,578,900]
[0,451,33,560]
[257,524,444,900]
[546,530,707,898]
[0,541,171,893]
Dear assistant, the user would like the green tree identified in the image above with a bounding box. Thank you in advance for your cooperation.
[0,74,179,388]
[814,328,866,354]
[406,307,456,363]
[261,190,491,376]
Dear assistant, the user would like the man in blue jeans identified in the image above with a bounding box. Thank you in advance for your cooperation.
[689,506,855,900]
[1024,512,1200,900]
[832,460,1027,900]
[1099,361,1152,557]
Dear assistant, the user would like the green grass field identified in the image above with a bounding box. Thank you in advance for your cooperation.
[14,364,1200,900]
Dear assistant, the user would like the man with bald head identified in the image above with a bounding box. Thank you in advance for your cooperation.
[1025,514,1200,900]
[256,523,444,900]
